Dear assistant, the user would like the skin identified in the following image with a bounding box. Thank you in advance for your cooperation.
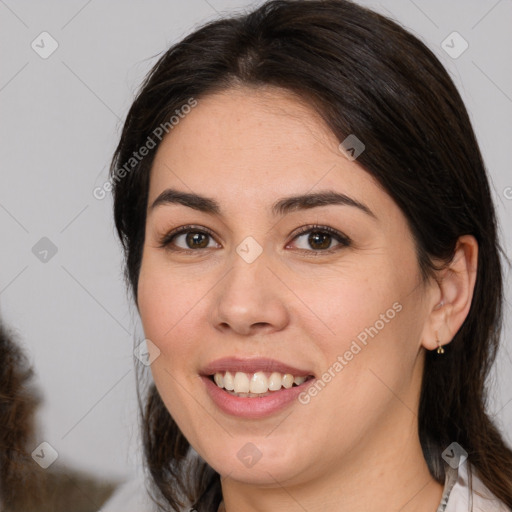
[137,86,478,512]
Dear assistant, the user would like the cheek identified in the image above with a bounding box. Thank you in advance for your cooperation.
[137,260,206,429]
[299,252,423,395]
[293,261,404,344]
[137,261,169,344]
[137,253,201,347]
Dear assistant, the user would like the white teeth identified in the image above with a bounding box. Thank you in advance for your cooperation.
[212,370,309,395]
[223,371,234,391]
[268,372,282,391]
[233,372,250,393]
[214,373,224,388]
[249,372,268,394]
[282,374,294,389]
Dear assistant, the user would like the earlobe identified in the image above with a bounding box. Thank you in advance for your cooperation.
[422,235,478,352]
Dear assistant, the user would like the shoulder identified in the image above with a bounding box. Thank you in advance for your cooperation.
[441,462,511,512]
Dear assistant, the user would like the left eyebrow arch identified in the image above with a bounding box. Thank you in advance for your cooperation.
[150,188,376,220]
[272,190,376,219]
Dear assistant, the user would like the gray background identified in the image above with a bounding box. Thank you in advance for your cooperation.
[1,0,511,483]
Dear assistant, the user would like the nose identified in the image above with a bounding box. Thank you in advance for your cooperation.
[210,249,290,337]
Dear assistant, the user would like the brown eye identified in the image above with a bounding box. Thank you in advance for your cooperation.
[307,231,332,250]
[159,225,220,252]
[290,225,351,253]
[184,232,210,249]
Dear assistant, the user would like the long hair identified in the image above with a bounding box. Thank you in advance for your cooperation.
[110,1,512,509]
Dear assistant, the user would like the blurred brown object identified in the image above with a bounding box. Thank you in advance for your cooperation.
[0,321,119,511]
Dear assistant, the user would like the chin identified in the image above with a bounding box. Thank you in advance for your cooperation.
[197,438,310,486]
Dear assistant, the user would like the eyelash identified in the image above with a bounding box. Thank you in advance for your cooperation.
[158,224,351,256]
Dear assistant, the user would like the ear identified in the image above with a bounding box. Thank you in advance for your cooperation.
[421,235,478,351]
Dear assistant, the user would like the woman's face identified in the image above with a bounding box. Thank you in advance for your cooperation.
[138,87,438,486]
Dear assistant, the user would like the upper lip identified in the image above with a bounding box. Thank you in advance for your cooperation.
[201,357,314,377]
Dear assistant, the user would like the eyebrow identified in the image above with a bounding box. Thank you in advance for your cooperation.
[150,188,376,219]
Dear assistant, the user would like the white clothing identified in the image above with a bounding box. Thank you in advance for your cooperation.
[438,462,510,511]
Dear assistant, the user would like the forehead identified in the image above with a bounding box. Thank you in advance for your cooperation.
[147,86,390,220]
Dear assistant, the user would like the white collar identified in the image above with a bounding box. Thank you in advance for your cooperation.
[437,462,510,511]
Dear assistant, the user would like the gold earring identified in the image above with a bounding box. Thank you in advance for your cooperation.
[436,331,444,354]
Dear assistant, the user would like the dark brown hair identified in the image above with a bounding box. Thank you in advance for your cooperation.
[0,322,42,510]
[110,0,512,509]
[0,322,118,511]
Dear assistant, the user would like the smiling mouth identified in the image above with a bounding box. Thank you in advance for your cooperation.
[209,371,315,398]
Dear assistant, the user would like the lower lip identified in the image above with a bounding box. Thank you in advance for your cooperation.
[202,376,313,419]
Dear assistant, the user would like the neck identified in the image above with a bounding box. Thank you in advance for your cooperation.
[220,399,444,512]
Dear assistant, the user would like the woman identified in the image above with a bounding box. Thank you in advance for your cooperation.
[107,0,512,510]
